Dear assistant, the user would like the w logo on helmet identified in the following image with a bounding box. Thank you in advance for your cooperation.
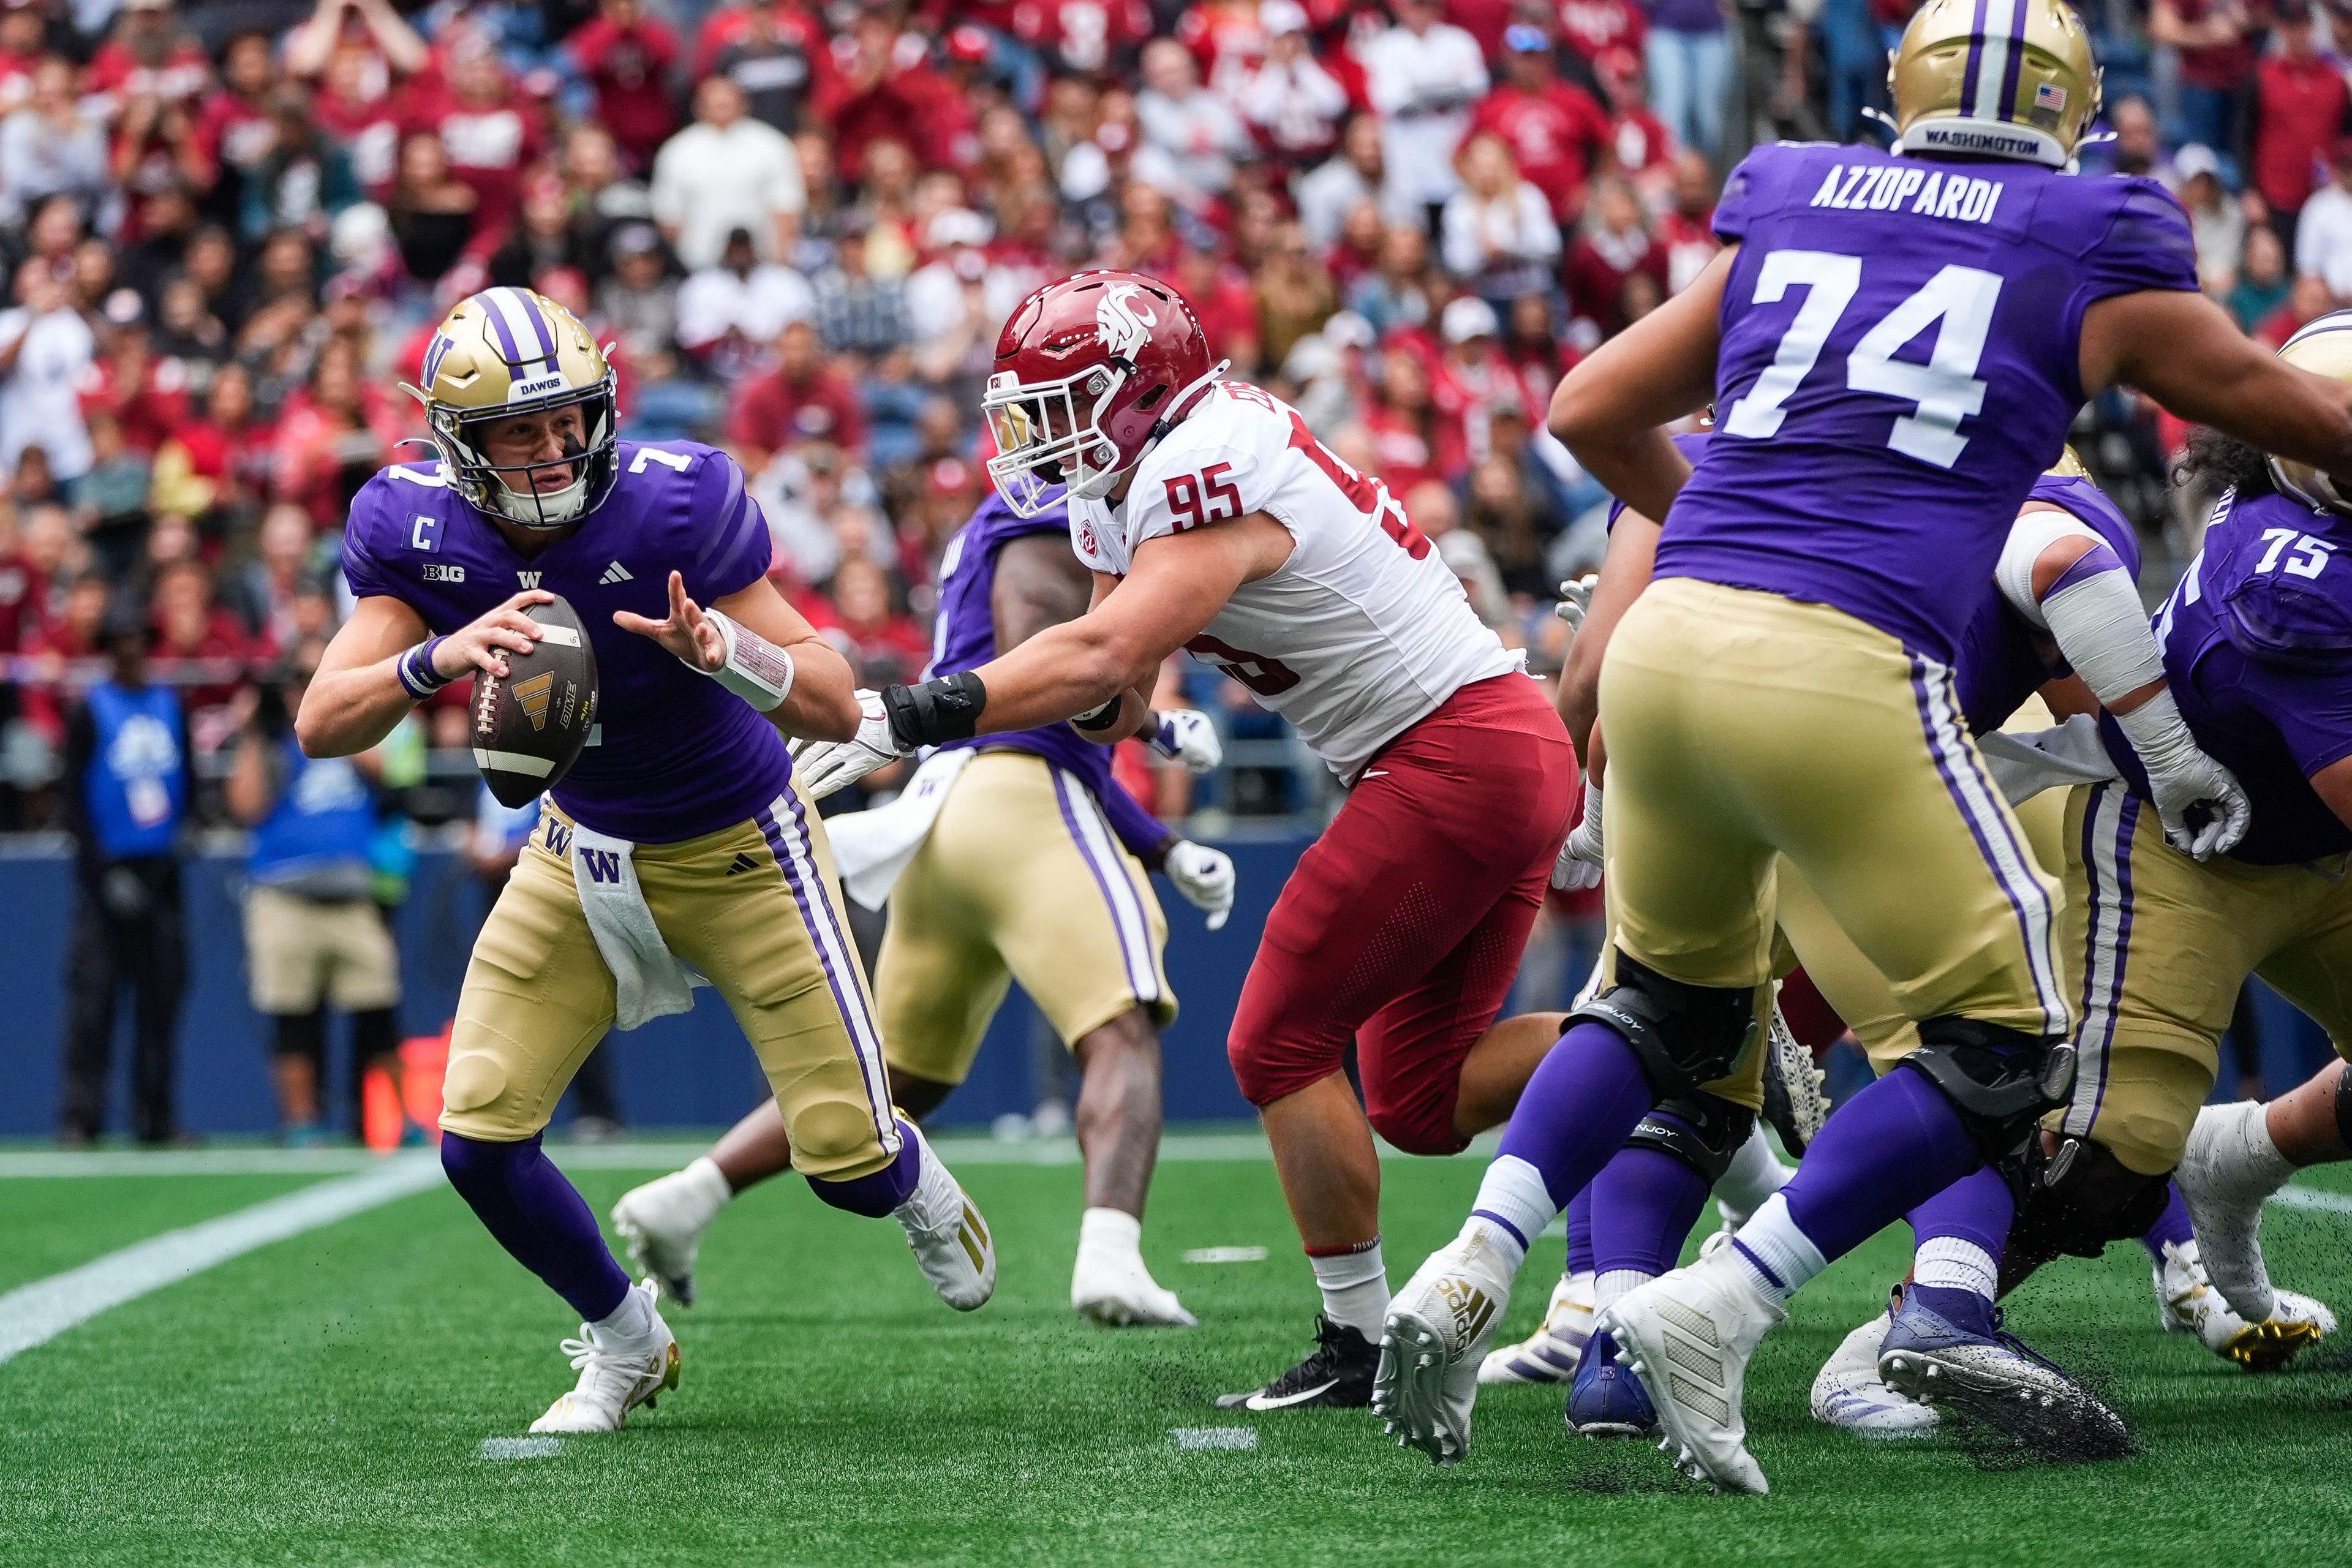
[1095,282,1158,362]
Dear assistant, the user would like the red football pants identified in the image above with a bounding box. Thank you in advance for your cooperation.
[1227,674,1578,1153]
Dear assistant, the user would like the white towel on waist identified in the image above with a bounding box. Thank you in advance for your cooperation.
[823,748,974,911]
[570,821,705,1030]
[1978,714,2123,807]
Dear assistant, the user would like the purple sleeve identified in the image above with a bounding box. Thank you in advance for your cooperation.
[2266,667,2352,781]
[2058,180,2199,374]
[686,451,773,600]
[1096,771,1177,862]
[339,483,402,601]
[1708,148,1774,246]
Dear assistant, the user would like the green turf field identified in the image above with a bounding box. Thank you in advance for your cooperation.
[6,1134,2352,1567]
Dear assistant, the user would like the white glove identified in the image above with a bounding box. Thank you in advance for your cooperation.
[1147,709,1223,774]
[1550,780,1603,891]
[2114,690,2252,860]
[1553,575,1598,633]
[1163,839,1235,931]
[788,689,913,801]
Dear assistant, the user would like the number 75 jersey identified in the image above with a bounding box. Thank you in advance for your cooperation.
[1068,380,1520,781]
[1656,140,2200,663]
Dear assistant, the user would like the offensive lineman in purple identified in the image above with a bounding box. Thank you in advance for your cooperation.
[1656,143,2196,662]
[929,488,1178,861]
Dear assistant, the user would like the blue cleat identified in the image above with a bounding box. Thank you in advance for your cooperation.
[1877,1283,2132,1460]
[1567,1329,1659,1439]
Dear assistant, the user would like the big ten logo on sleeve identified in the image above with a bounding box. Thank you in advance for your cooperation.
[410,514,443,552]
[423,563,467,582]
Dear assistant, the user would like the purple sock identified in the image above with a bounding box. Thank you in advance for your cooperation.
[1777,1066,1984,1264]
[1494,1020,1660,1208]
[441,1131,631,1321]
[1906,1165,2017,1257]
[1565,1184,1596,1276]
[1591,1123,1712,1278]
[2141,1181,2195,1261]
[806,1121,923,1217]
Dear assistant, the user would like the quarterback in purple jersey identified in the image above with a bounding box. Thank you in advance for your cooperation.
[611,487,1238,1329]
[1372,0,2352,1493]
[298,286,998,1435]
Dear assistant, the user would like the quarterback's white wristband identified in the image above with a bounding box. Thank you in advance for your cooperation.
[698,609,794,712]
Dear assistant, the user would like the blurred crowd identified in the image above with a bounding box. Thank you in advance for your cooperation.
[0,0,2346,837]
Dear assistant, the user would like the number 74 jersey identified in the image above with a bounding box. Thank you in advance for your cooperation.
[1656,140,2201,663]
[1068,380,1520,781]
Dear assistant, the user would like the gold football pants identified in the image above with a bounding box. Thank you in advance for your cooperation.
[440,791,900,1180]
[879,751,1174,1087]
[1600,579,2070,1042]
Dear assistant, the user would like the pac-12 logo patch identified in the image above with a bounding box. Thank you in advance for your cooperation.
[1095,282,1157,360]
[1076,518,1100,560]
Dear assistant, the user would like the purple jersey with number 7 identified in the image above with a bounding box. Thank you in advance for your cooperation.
[1654,140,2198,662]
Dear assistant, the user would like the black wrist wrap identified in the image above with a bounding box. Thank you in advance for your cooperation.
[883,671,987,748]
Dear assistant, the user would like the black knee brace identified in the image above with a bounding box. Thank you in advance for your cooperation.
[1899,1015,2075,1160]
[1624,1091,1758,1185]
[1996,1135,2173,1296]
[1569,951,1758,1100]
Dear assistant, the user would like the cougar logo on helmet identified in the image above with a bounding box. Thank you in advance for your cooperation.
[1095,283,1158,361]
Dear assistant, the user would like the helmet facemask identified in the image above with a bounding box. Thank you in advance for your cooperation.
[428,374,621,529]
[983,363,1131,517]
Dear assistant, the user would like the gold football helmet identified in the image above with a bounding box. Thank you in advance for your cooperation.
[404,286,619,528]
[2271,312,2352,516]
[2045,445,2091,479]
[1889,0,2100,170]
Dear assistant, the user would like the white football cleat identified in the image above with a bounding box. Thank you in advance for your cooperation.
[1071,1211,1197,1327]
[1477,1270,1594,1385]
[2154,1238,2333,1371]
[529,1280,680,1434]
[892,1124,996,1311]
[2177,1101,2288,1321]
[611,1157,733,1307]
[1810,1311,1939,1436]
[1373,1226,1518,1466]
[1597,1245,1781,1494]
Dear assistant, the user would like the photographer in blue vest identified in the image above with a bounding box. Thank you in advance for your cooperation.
[227,637,407,1147]
[57,598,191,1147]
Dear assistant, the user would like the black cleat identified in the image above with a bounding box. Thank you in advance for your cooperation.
[1215,1316,1380,1410]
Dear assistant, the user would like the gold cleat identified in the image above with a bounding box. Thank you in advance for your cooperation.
[2215,1316,2324,1373]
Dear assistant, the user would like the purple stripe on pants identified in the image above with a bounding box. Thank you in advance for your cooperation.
[1909,657,2057,1033]
[1050,769,1158,1003]
[754,803,892,1140]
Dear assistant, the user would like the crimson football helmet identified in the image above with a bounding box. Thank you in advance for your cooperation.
[982,271,1223,516]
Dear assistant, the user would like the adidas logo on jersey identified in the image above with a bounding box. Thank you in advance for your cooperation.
[600,561,633,584]
[723,852,758,876]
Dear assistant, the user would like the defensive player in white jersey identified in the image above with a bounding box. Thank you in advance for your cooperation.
[794,271,1580,1406]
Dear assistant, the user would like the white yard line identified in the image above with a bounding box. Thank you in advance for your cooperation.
[0,1154,442,1366]
[2269,1185,2352,1216]
[0,1130,1500,1179]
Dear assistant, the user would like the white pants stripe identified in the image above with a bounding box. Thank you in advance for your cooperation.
[2065,781,2139,1137]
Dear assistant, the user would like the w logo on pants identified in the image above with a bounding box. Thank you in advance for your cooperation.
[582,849,622,884]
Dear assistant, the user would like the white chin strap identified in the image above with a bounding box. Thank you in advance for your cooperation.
[494,469,592,527]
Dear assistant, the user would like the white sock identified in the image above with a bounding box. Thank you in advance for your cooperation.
[1595,1268,1654,1311]
[1725,1193,1828,1310]
[592,1281,656,1344]
[1466,1155,1557,1274]
[680,1156,735,1218]
[1076,1206,1144,1270]
[1913,1237,1999,1302]
[1712,1125,1793,1224]
[1310,1239,1390,1340]
[2213,1100,2298,1195]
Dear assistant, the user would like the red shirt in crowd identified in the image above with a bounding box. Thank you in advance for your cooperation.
[404,73,548,231]
[568,14,682,170]
[1609,105,1673,181]
[2252,51,2350,213]
[0,553,45,656]
[2170,0,2254,91]
[0,45,39,113]
[1555,0,1646,63]
[314,87,405,197]
[1362,404,1466,495]
[80,355,192,456]
[195,85,277,176]
[728,366,869,459]
[1444,0,1517,61]
[1567,227,1671,335]
[1468,78,1613,219]
[86,37,211,113]
[818,30,968,176]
